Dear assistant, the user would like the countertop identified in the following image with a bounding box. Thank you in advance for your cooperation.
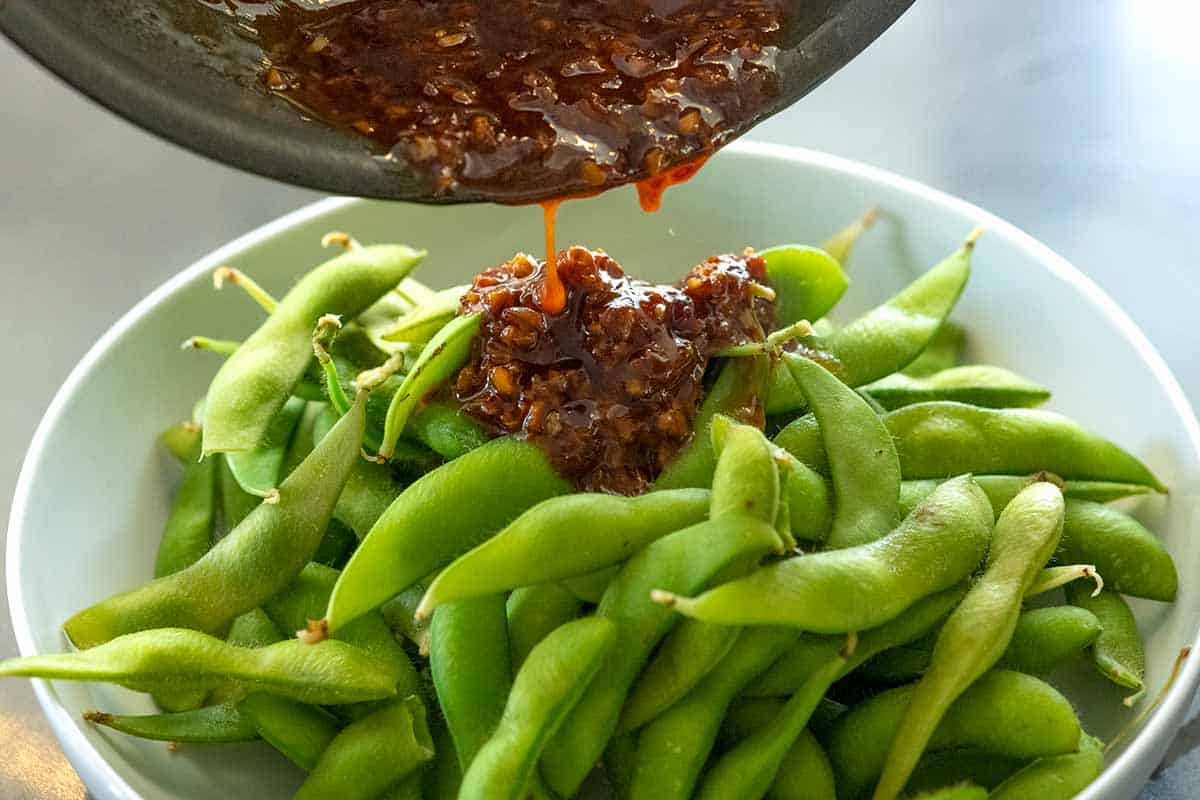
[2,1,1198,797]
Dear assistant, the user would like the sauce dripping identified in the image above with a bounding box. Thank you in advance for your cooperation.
[635,156,711,213]
[539,198,566,314]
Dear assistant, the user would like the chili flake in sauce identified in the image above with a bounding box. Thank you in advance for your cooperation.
[454,246,772,494]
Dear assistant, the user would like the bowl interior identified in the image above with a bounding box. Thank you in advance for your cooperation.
[10,143,1200,800]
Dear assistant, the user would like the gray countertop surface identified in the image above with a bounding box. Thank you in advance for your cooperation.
[2,1,1198,797]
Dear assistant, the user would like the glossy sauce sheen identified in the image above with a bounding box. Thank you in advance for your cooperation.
[454,247,771,494]
[248,0,785,201]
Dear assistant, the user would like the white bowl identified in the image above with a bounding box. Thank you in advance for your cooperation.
[8,142,1200,800]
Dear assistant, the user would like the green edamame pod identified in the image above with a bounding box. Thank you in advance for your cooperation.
[778,402,1165,491]
[382,284,469,343]
[541,513,782,797]
[904,750,1025,795]
[218,454,260,533]
[204,243,424,454]
[821,207,877,266]
[424,713,463,800]
[408,399,490,460]
[861,365,1050,410]
[759,245,849,327]
[160,420,201,463]
[237,693,342,771]
[989,734,1104,800]
[857,605,1103,683]
[899,476,1154,514]
[507,584,584,672]
[225,395,307,496]
[1066,583,1146,692]
[784,352,900,549]
[378,311,483,459]
[84,702,257,744]
[459,618,616,800]
[327,436,570,632]
[418,489,710,617]
[380,578,433,653]
[295,695,434,800]
[655,355,769,490]
[828,670,1081,800]
[874,482,1065,800]
[1058,500,1177,602]
[0,629,400,704]
[605,731,639,800]
[720,697,848,747]
[779,454,833,542]
[709,415,781,523]
[767,730,837,800]
[743,585,966,698]
[766,233,976,413]
[695,653,848,800]
[564,566,619,604]
[280,401,327,477]
[431,594,513,772]
[64,392,368,649]
[657,476,991,631]
[902,321,966,377]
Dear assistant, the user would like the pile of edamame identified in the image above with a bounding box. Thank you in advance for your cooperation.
[0,219,1179,800]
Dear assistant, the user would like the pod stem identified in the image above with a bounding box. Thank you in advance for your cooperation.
[321,231,362,251]
[313,314,352,416]
[212,267,277,314]
[297,618,330,645]
[1025,564,1103,599]
[821,206,879,265]
[718,319,814,358]
[355,351,406,396]
[1107,646,1190,750]
[181,336,241,357]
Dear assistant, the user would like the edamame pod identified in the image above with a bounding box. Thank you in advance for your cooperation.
[378,311,483,459]
[541,513,782,797]
[0,629,400,705]
[759,245,848,327]
[767,730,837,800]
[431,594,513,771]
[65,393,368,649]
[459,617,617,800]
[654,355,769,490]
[873,482,1065,800]
[656,476,991,631]
[205,243,424,454]
[327,436,570,632]
[784,352,900,549]
[507,584,584,671]
[84,702,257,744]
[902,321,966,377]
[408,399,490,460]
[989,733,1104,800]
[860,365,1050,410]
[695,653,848,800]
[907,786,986,800]
[828,670,1081,800]
[418,489,710,617]
[295,695,434,800]
[218,454,260,532]
[239,695,342,771]
[225,395,307,496]
[154,435,217,578]
[899,476,1154,513]
[382,284,469,343]
[160,419,201,463]
[904,750,1025,795]
[766,233,976,413]
[1066,583,1146,692]
[777,402,1165,491]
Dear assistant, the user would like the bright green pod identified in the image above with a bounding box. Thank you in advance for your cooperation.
[0,629,401,705]
[541,514,782,797]
[904,750,1026,795]
[378,311,483,459]
[767,730,837,800]
[899,476,1154,513]
[563,566,619,604]
[459,618,617,800]
[294,696,434,800]
[507,584,584,672]
[327,436,570,632]
[827,670,1081,800]
[65,393,367,649]
[873,482,1066,800]
[719,697,848,748]
[225,395,307,496]
[902,321,966,377]
[218,453,260,533]
[382,283,469,342]
[204,243,424,454]
[659,476,991,631]
[861,365,1050,410]
[431,594,513,772]
[238,693,342,771]
[418,489,710,617]
[766,234,975,414]
[989,734,1104,800]
[777,402,1165,492]
[84,702,257,744]
[1066,583,1146,692]
[759,245,849,327]
[783,352,900,549]
[408,399,490,460]
[159,419,202,464]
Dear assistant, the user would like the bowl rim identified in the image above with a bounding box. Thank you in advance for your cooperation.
[9,141,1200,800]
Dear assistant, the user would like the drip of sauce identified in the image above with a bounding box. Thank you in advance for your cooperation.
[539,198,566,314]
[635,155,711,213]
